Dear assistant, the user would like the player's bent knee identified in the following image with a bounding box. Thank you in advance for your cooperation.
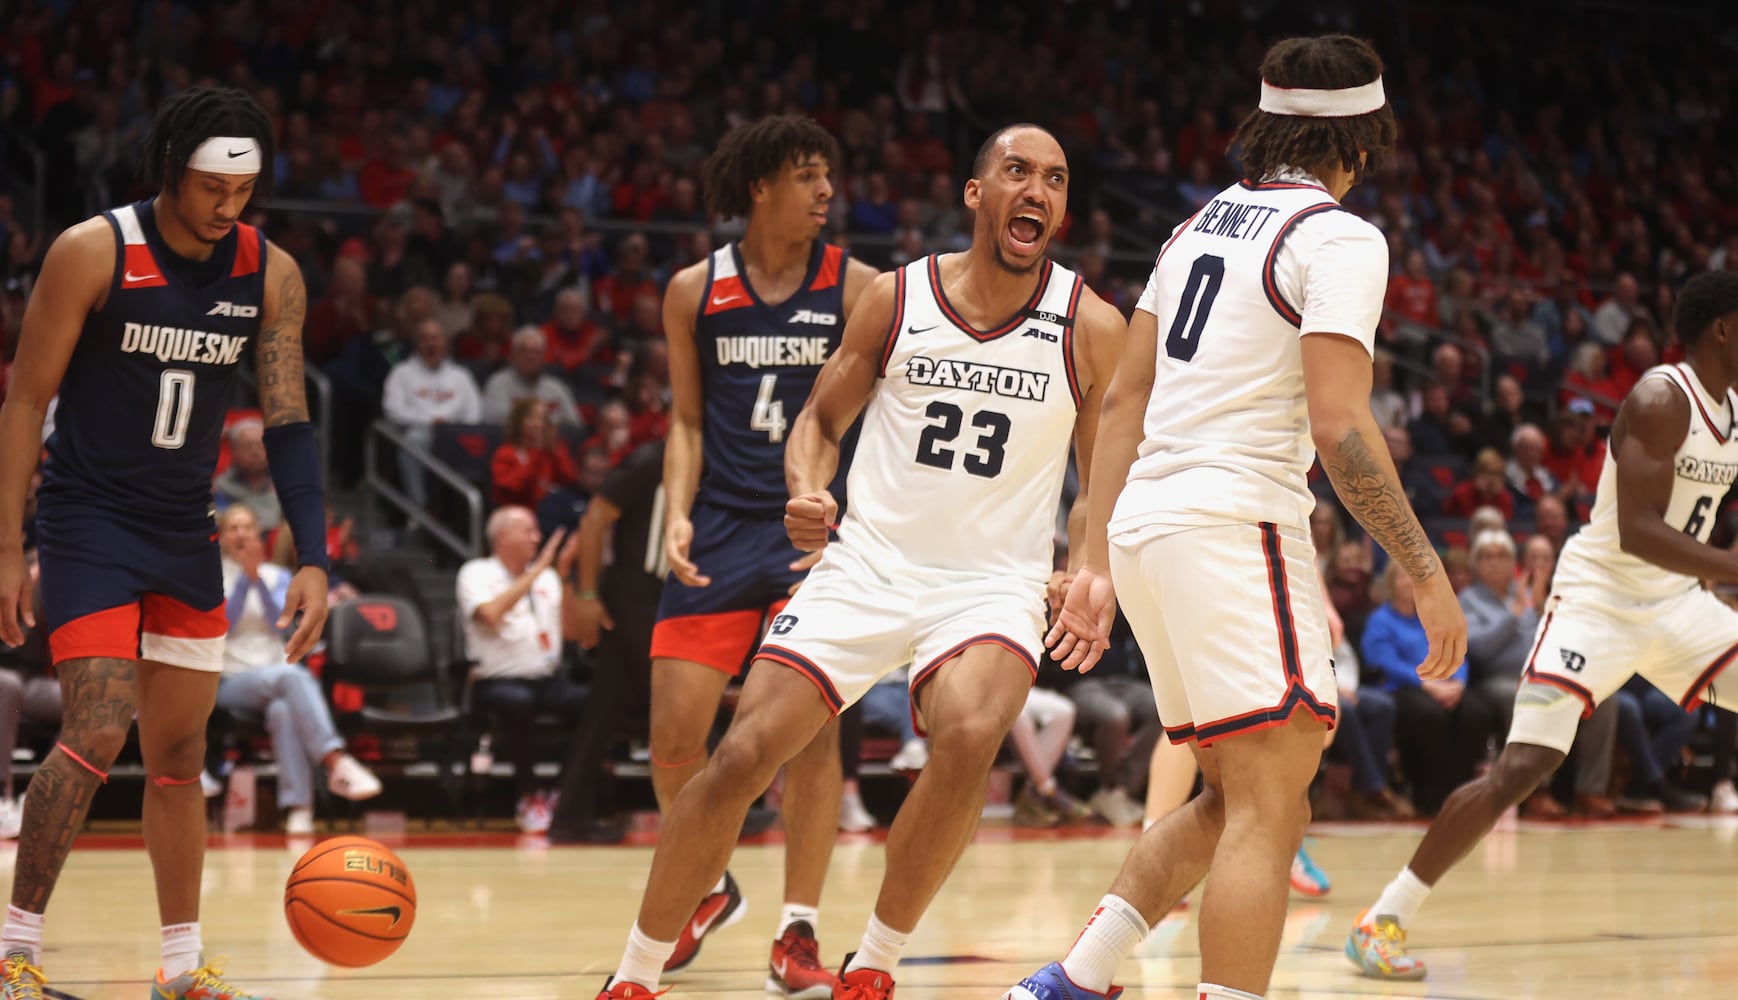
[707,731,787,795]
[142,729,208,778]
[929,714,1010,767]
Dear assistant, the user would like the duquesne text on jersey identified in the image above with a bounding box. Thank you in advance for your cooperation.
[715,334,831,369]
[119,321,249,366]
[1190,198,1283,242]
[905,354,1049,401]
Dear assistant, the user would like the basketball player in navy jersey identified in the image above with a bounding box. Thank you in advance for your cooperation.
[0,88,327,1000]
[596,123,1126,1000]
[616,115,877,994]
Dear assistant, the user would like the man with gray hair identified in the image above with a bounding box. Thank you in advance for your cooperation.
[482,325,581,426]
[1505,422,1556,505]
[457,506,584,833]
[213,418,282,532]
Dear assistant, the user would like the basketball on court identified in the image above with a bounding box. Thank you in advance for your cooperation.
[283,836,418,968]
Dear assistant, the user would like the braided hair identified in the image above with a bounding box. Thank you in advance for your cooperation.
[142,87,275,194]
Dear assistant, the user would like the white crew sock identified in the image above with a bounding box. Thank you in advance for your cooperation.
[1369,866,1432,925]
[1197,983,1262,999]
[614,923,677,991]
[844,912,909,974]
[1060,894,1148,994]
[778,903,819,937]
[160,922,201,979]
[1,906,45,965]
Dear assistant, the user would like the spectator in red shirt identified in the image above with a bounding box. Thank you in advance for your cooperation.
[358,134,418,209]
[491,398,579,509]
[305,257,375,366]
[1445,448,1516,520]
[594,233,659,319]
[1384,249,1438,347]
[1606,320,1660,399]
[1561,342,1623,425]
[624,372,669,443]
[454,293,516,372]
[542,288,613,371]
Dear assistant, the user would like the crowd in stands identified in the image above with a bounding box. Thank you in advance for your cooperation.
[3,0,1738,830]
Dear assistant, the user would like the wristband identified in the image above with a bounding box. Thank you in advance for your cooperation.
[262,420,332,573]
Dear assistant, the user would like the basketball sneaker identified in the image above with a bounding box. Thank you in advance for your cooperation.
[664,870,747,972]
[1001,961,1124,1000]
[1344,908,1427,981]
[1,948,45,1000]
[594,977,669,1000]
[1289,842,1331,897]
[832,956,894,1000]
[767,920,836,999]
[147,960,273,999]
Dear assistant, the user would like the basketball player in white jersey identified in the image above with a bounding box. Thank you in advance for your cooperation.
[1005,36,1465,1000]
[1346,269,1738,981]
[594,123,1126,1000]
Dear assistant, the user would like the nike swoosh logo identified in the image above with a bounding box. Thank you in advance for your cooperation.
[337,905,403,928]
[774,958,789,980]
[689,906,723,941]
[907,325,936,335]
[227,149,248,158]
[125,270,159,282]
[711,295,742,306]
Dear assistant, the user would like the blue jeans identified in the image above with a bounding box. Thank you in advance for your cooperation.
[472,675,588,797]
[1615,679,1696,790]
[1340,686,1397,795]
[217,664,346,809]
[859,683,916,744]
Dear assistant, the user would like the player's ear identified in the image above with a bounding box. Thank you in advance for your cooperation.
[963,178,982,212]
[749,177,767,205]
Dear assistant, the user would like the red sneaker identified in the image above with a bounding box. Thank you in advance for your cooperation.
[595,978,668,1000]
[766,921,836,999]
[664,870,748,973]
[832,956,895,1000]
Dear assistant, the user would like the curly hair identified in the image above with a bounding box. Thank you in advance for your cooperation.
[701,115,840,220]
[1674,270,1738,349]
[1231,35,1397,185]
[142,86,275,194]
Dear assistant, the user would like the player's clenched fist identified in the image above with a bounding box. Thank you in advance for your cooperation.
[785,491,838,552]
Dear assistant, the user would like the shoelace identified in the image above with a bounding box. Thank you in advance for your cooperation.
[836,974,890,1000]
[783,934,823,970]
[1,957,45,999]
[184,959,255,999]
[1367,919,1411,962]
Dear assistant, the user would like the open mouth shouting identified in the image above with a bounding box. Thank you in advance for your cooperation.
[1006,210,1045,255]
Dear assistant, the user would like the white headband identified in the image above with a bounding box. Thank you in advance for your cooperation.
[1259,78,1386,118]
[187,136,262,175]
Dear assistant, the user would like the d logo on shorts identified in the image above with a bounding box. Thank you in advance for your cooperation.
[1559,649,1586,673]
[770,614,798,636]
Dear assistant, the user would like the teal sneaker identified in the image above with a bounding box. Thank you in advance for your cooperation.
[1289,841,1331,897]
[1,948,45,1000]
[1345,908,1428,981]
[147,960,271,999]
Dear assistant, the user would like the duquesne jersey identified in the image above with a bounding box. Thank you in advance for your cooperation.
[1553,363,1738,604]
[842,254,1083,581]
[693,241,851,514]
[1114,173,1387,537]
[38,200,267,526]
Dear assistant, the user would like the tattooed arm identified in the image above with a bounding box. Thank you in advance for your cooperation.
[257,241,309,427]
[1303,332,1465,679]
[255,242,329,659]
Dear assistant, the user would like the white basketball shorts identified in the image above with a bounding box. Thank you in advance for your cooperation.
[1508,585,1738,754]
[755,538,1046,734]
[1110,520,1338,747]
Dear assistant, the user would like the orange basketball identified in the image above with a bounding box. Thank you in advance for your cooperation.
[284,835,417,967]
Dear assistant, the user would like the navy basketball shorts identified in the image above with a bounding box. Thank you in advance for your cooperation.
[651,500,806,676]
[36,505,227,672]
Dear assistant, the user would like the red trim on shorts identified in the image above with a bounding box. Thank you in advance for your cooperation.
[810,244,843,291]
[649,610,766,676]
[1518,608,1597,719]
[907,633,1038,738]
[1680,640,1738,711]
[49,604,141,664]
[756,645,845,712]
[140,593,226,639]
[1259,522,1306,686]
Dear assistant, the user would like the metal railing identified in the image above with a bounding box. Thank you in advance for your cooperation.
[362,420,484,561]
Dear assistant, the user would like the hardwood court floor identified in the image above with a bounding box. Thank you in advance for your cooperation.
[4,814,1737,998]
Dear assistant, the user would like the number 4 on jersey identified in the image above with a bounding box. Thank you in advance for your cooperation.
[751,373,787,443]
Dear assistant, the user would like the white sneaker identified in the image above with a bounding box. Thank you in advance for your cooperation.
[0,796,21,840]
[326,754,383,801]
[889,738,929,773]
[839,789,876,832]
[1711,780,1738,815]
[516,792,553,834]
[1090,787,1146,827]
[285,806,315,835]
